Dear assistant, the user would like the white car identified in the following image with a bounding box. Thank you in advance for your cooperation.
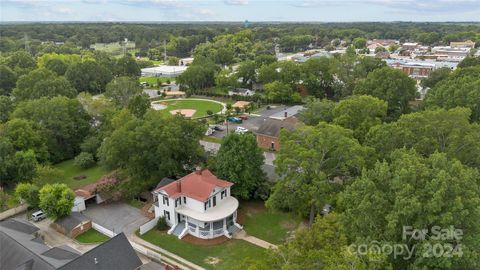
[235,127,249,134]
[32,210,46,222]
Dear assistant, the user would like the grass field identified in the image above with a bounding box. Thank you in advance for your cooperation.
[53,160,110,190]
[139,230,267,270]
[140,76,175,87]
[240,201,301,245]
[153,99,224,118]
[91,42,137,56]
[75,229,110,243]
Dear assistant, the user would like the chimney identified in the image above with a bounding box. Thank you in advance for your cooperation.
[195,167,202,175]
[177,181,181,192]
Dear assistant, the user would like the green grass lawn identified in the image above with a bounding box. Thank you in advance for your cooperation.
[153,99,224,118]
[140,76,175,87]
[53,160,110,190]
[240,201,301,245]
[127,198,145,209]
[139,230,268,270]
[75,229,110,243]
[0,188,20,211]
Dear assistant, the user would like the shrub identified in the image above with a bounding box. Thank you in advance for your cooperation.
[156,216,169,231]
[74,152,95,169]
[15,182,40,208]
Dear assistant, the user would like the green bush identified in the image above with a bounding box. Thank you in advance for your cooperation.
[74,152,95,169]
[156,216,169,231]
[15,183,40,208]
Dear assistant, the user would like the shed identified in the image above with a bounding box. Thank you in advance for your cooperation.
[53,213,92,239]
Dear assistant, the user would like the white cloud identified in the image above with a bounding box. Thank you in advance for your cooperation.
[224,0,248,6]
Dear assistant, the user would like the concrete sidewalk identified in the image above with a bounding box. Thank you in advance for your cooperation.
[130,234,206,270]
[233,230,278,249]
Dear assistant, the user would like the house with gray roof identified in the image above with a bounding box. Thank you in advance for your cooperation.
[256,118,296,151]
[0,218,142,270]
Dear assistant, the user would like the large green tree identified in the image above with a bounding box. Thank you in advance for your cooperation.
[0,65,17,95]
[15,182,40,208]
[264,81,301,104]
[213,133,266,199]
[298,98,336,126]
[104,77,141,107]
[267,123,371,222]
[424,66,480,121]
[332,95,387,142]
[354,67,416,120]
[366,107,480,168]
[65,60,113,94]
[12,68,77,101]
[98,110,204,186]
[12,96,91,163]
[0,96,14,123]
[114,56,141,77]
[39,183,75,220]
[340,149,480,269]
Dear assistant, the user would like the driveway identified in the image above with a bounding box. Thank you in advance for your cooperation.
[83,202,149,236]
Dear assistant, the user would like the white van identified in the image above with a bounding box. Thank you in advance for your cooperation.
[32,210,46,222]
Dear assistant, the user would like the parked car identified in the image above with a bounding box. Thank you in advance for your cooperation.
[320,204,333,216]
[205,127,215,136]
[209,124,224,131]
[238,115,249,120]
[227,117,242,124]
[32,210,46,222]
[235,127,249,134]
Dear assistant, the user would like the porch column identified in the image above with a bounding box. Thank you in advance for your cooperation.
[223,218,226,230]
[210,221,213,237]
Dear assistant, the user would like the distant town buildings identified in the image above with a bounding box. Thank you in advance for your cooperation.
[141,65,188,77]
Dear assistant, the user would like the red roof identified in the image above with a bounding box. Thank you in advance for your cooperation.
[156,169,233,202]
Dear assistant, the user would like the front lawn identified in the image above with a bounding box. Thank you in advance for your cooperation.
[53,160,110,190]
[239,201,301,245]
[153,99,224,118]
[140,76,174,87]
[75,228,110,243]
[139,230,268,270]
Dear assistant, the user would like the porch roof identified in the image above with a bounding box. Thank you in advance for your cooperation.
[176,196,238,222]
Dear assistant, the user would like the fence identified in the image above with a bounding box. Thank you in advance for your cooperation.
[139,217,159,235]
[0,204,28,221]
[92,222,117,238]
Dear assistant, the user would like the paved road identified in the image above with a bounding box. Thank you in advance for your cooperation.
[200,140,276,166]
[83,202,149,235]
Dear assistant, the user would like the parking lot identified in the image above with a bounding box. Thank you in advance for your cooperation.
[209,105,291,139]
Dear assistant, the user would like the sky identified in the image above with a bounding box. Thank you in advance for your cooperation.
[1,0,480,22]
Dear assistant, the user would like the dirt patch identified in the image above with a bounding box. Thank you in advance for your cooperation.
[170,109,196,118]
[204,257,221,265]
[73,175,87,180]
[182,234,229,246]
[236,200,266,224]
[280,220,297,230]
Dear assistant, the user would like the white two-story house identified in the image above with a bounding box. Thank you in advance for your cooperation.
[152,169,242,239]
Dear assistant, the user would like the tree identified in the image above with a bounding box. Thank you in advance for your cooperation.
[98,110,204,182]
[457,56,480,68]
[4,51,36,76]
[240,213,389,270]
[300,58,336,98]
[354,67,416,120]
[267,123,371,222]
[105,77,141,107]
[352,37,367,49]
[236,60,257,86]
[340,149,480,269]
[424,66,480,121]
[421,67,451,89]
[39,183,75,220]
[264,81,301,104]
[13,150,38,182]
[298,98,336,126]
[177,60,218,91]
[74,152,95,169]
[44,58,69,75]
[12,96,91,163]
[213,133,266,199]
[167,56,179,66]
[32,165,65,187]
[0,65,17,95]
[0,96,13,123]
[332,95,387,142]
[65,60,113,94]
[13,68,77,101]
[115,56,141,77]
[215,69,240,88]
[374,46,387,54]
[15,183,40,208]
[127,94,151,118]
[365,107,480,168]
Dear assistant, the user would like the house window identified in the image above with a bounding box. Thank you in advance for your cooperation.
[221,190,227,199]
[163,210,170,220]
[162,196,169,206]
[213,196,216,207]
[183,197,186,204]
[175,198,181,207]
